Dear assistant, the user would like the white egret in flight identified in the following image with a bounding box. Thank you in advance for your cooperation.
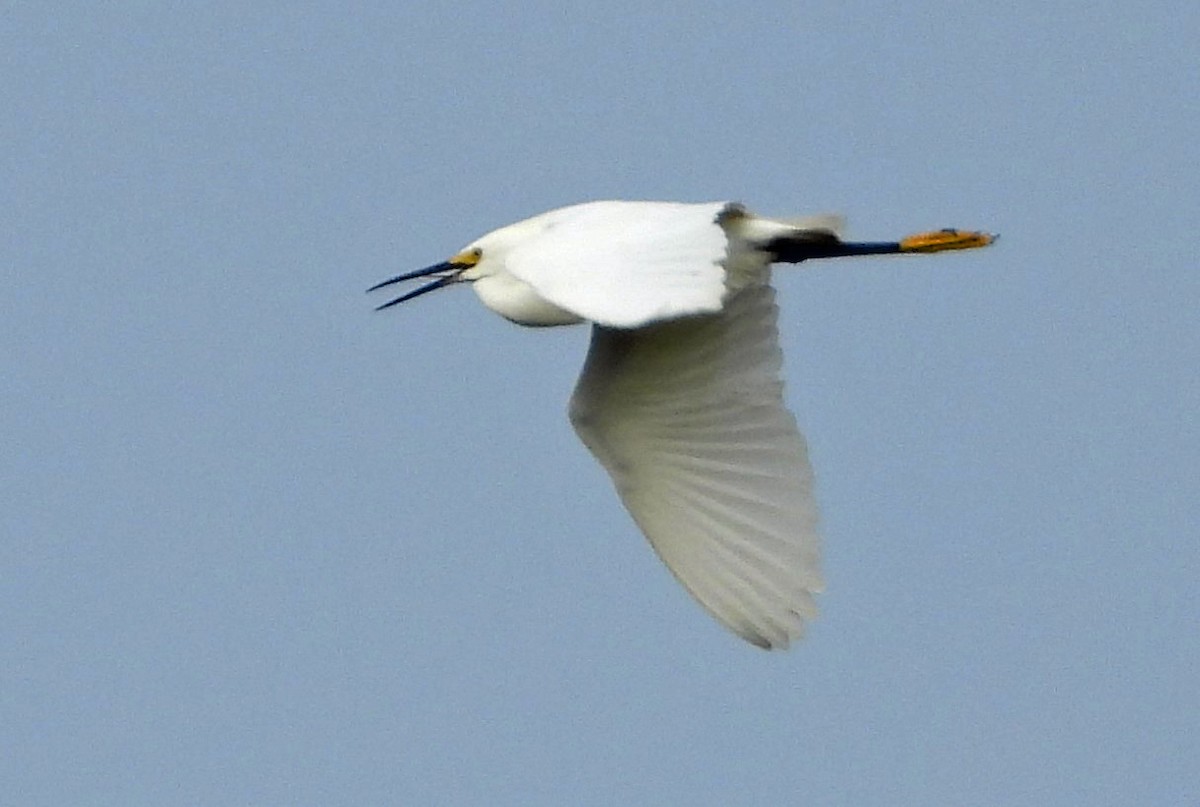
[370,200,994,649]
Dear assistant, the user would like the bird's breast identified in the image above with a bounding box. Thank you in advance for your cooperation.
[472,271,585,327]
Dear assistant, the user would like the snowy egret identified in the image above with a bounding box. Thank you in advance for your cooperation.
[370,201,994,649]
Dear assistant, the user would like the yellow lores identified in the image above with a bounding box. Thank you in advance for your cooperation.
[371,200,995,649]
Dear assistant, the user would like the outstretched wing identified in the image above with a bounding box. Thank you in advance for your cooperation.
[506,201,732,329]
[569,281,822,648]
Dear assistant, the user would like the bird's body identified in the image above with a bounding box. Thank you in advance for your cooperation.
[371,200,994,649]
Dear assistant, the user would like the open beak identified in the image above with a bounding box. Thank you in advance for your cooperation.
[368,260,469,311]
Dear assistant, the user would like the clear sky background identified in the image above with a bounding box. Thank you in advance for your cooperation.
[4,3,1197,805]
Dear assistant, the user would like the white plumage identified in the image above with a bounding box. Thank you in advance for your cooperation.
[370,200,994,648]
[506,201,731,327]
[570,281,819,648]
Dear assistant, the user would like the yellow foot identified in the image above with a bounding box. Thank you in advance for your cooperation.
[899,229,997,253]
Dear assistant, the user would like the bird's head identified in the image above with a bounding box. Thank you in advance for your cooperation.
[368,211,567,315]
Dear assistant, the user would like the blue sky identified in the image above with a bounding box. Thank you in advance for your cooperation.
[3,3,1197,805]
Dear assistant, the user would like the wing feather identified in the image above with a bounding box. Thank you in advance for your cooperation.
[506,201,732,328]
[569,281,822,648]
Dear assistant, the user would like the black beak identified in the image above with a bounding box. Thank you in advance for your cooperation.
[368,261,465,311]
